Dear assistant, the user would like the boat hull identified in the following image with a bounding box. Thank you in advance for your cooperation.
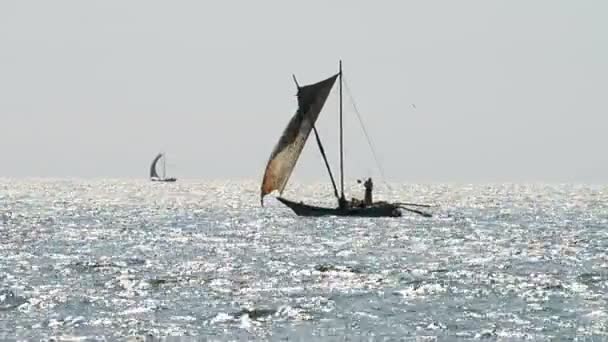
[151,178,177,182]
[276,197,402,217]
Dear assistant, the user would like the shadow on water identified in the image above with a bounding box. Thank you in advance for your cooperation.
[314,264,362,274]
[0,289,27,311]
[70,258,147,272]
[232,308,277,320]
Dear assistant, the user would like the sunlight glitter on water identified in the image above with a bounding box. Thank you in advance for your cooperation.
[1,179,608,340]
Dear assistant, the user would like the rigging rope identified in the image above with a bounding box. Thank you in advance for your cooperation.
[342,75,392,191]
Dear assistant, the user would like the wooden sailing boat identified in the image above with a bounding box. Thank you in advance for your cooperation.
[260,61,431,218]
[150,153,177,182]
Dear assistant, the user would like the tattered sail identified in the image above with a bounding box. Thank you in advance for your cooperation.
[150,153,163,179]
[260,73,338,203]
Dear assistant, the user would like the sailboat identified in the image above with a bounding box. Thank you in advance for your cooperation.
[260,61,431,218]
[149,153,177,182]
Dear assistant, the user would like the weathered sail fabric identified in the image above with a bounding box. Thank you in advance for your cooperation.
[150,153,162,179]
[261,73,339,203]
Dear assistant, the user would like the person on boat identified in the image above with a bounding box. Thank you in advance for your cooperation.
[339,196,349,210]
[350,197,364,208]
[352,177,374,208]
[363,177,373,206]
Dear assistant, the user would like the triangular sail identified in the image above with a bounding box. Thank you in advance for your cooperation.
[260,73,338,203]
[150,153,163,179]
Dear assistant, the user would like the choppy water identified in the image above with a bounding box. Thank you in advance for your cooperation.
[1,179,608,340]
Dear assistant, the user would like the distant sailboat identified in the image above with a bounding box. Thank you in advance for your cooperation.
[150,153,177,182]
[260,61,431,218]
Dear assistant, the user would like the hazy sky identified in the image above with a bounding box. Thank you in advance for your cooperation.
[1,1,606,182]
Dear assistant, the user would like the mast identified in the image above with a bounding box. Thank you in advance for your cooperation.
[339,60,345,201]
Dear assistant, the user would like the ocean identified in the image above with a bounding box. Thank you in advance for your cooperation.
[1,179,607,340]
